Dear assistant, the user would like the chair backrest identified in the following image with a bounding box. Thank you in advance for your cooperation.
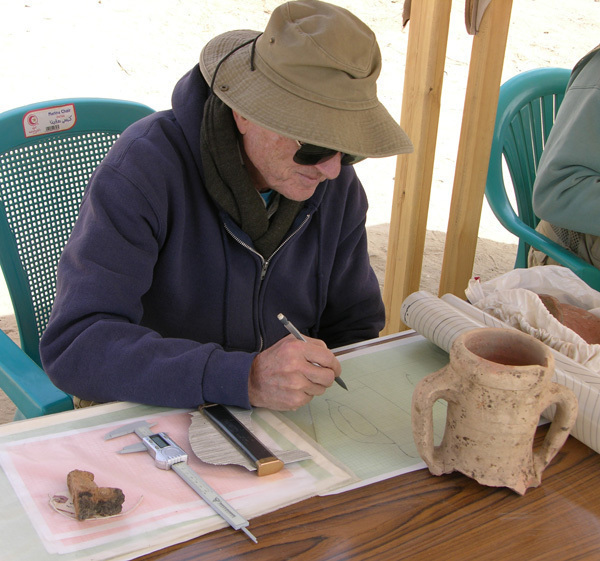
[485,67,571,267]
[0,99,155,367]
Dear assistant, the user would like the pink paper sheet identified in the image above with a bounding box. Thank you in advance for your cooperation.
[0,410,292,554]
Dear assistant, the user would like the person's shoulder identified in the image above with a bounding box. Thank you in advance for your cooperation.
[569,44,600,90]
[94,109,194,208]
[104,109,190,175]
[116,110,179,151]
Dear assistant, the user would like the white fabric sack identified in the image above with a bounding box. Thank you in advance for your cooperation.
[466,266,600,372]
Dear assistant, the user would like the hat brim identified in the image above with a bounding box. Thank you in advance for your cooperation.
[200,30,413,159]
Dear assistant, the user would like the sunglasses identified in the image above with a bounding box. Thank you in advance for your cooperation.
[293,141,364,167]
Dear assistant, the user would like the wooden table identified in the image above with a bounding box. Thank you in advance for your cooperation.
[138,427,600,561]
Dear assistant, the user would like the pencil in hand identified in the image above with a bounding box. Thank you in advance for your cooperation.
[277,313,348,390]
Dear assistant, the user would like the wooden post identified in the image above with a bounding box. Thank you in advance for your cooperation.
[381,0,452,335]
[438,0,513,298]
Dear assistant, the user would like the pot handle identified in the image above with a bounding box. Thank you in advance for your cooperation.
[411,366,460,475]
[533,383,579,477]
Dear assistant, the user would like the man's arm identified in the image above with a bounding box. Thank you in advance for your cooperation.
[316,171,385,348]
[533,59,600,235]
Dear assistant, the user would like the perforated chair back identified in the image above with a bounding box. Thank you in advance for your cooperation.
[0,98,155,368]
[484,68,600,290]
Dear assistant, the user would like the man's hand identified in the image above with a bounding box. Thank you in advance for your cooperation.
[248,334,342,410]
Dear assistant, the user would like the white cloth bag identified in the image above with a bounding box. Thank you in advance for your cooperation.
[465,266,600,371]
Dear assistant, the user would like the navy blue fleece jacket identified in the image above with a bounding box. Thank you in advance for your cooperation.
[39,65,385,409]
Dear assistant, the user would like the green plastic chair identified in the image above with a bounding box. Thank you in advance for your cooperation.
[484,67,600,290]
[0,98,155,418]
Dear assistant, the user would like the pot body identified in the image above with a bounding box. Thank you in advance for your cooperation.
[412,328,578,495]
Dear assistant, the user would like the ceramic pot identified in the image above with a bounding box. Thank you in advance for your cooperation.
[411,327,578,495]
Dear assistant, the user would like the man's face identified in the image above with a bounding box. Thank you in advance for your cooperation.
[233,111,342,201]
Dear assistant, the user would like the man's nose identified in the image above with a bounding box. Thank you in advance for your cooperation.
[314,153,342,179]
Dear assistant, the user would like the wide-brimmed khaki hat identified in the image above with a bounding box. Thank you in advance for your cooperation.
[199,0,413,159]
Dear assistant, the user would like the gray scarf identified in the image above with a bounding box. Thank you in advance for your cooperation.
[200,95,302,258]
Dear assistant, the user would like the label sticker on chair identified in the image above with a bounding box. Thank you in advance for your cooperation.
[22,104,77,138]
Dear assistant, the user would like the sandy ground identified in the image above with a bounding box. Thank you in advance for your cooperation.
[0,0,598,423]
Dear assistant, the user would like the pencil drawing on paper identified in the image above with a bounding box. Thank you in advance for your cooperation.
[326,399,399,446]
[283,340,449,480]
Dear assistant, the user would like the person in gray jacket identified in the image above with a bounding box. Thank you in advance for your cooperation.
[530,44,600,268]
[40,1,413,411]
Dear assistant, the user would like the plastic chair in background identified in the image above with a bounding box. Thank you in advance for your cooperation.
[0,98,155,418]
[484,67,600,290]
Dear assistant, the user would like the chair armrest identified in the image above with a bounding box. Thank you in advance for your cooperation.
[507,220,600,291]
[0,329,73,418]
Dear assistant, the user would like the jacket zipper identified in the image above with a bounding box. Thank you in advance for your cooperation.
[223,212,312,350]
[223,212,311,279]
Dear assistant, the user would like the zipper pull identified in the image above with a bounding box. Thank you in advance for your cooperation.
[260,261,269,280]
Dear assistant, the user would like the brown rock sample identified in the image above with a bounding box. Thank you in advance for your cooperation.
[67,469,125,520]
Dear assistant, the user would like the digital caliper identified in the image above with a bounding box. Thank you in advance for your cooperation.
[105,420,257,543]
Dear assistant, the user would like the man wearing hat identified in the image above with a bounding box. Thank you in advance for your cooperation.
[40,1,412,411]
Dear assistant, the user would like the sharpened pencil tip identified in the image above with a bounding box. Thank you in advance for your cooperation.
[335,376,348,390]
